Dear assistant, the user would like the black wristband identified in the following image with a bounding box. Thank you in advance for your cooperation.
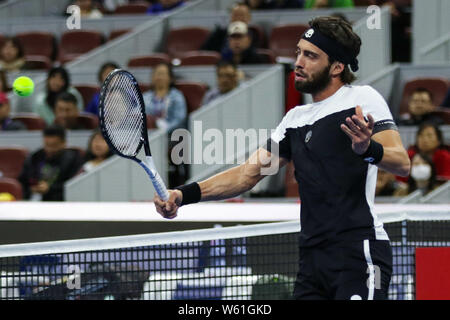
[360,140,384,164]
[175,182,201,206]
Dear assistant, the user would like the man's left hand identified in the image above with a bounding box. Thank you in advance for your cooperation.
[340,105,375,155]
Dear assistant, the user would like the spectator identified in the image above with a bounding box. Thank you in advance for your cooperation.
[221,22,264,65]
[406,123,450,181]
[86,62,120,116]
[142,63,187,133]
[18,125,84,201]
[441,88,450,108]
[245,0,304,9]
[53,92,82,130]
[375,168,407,197]
[75,0,103,18]
[0,37,25,72]
[202,61,239,106]
[398,88,444,126]
[303,0,354,9]
[147,0,185,14]
[406,153,439,195]
[0,92,26,131]
[201,2,262,52]
[32,67,84,125]
[0,70,10,93]
[80,129,113,173]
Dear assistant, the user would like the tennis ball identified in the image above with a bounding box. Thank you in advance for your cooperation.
[13,76,34,97]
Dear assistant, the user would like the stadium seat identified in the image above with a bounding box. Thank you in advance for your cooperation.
[0,34,5,50]
[178,50,221,66]
[429,108,450,124]
[256,49,276,64]
[175,81,208,113]
[76,113,99,129]
[0,178,23,200]
[269,24,309,59]
[114,2,149,14]
[0,147,28,179]
[24,55,52,70]
[128,54,171,68]
[74,85,100,108]
[399,78,449,116]
[146,115,157,129]
[15,32,56,60]
[11,114,46,130]
[139,83,152,93]
[108,29,131,41]
[58,30,103,64]
[165,27,210,59]
[248,24,267,48]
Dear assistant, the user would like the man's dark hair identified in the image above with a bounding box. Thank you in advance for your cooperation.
[43,124,66,141]
[309,16,362,84]
[411,87,433,101]
[98,61,120,83]
[216,60,237,73]
[55,91,78,106]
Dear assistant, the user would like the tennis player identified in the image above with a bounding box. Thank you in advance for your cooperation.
[154,16,411,300]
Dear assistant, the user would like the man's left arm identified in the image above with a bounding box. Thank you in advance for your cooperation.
[341,105,411,177]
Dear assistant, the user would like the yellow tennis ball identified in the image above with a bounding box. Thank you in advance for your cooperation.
[13,76,34,97]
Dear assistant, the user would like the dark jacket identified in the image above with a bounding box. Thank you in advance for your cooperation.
[221,46,264,65]
[0,118,26,131]
[18,148,84,201]
[201,26,261,52]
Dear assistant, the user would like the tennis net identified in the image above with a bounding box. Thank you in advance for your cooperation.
[0,210,449,300]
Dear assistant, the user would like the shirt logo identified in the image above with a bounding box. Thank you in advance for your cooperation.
[305,130,312,143]
[364,157,375,163]
[305,29,314,38]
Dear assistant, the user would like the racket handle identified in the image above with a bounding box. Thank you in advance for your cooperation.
[140,156,170,201]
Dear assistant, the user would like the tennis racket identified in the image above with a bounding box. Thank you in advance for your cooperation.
[99,69,169,201]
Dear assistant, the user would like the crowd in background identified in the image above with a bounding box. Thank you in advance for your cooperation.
[0,0,449,202]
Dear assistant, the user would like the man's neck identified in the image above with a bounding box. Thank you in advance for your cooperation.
[312,80,345,103]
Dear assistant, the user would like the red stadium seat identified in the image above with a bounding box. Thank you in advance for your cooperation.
[16,32,56,60]
[128,54,171,68]
[114,2,149,14]
[0,178,23,200]
[269,24,309,59]
[11,113,46,130]
[58,30,103,64]
[399,78,449,116]
[0,147,28,179]
[256,48,276,64]
[24,55,52,70]
[146,115,157,129]
[178,51,221,66]
[108,29,131,41]
[166,27,210,59]
[139,83,152,93]
[175,81,208,113]
[74,85,100,108]
[76,113,99,129]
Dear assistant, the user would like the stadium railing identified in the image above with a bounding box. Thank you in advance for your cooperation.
[0,205,449,300]
[412,0,450,63]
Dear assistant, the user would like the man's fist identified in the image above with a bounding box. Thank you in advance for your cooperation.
[154,189,183,219]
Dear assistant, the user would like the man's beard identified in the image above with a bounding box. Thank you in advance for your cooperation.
[294,64,332,94]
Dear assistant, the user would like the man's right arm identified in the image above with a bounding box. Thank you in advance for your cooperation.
[154,147,288,219]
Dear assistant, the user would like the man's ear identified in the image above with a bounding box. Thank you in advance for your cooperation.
[330,61,345,78]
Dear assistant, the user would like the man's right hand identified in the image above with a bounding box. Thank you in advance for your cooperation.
[153,189,183,219]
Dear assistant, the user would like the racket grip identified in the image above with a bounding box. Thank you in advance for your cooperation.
[140,157,170,201]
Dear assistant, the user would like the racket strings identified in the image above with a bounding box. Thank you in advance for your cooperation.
[102,73,145,157]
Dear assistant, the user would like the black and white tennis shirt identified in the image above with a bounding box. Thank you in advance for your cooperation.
[265,85,397,248]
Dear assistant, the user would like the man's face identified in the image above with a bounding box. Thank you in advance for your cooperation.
[217,65,238,94]
[228,34,251,55]
[43,136,65,159]
[408,91,434,116]
[230,5,251,24]
[294,39,332,94]
[54,100,79,128]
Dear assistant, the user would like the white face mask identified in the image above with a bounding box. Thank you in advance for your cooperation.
[411,164,432,181]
